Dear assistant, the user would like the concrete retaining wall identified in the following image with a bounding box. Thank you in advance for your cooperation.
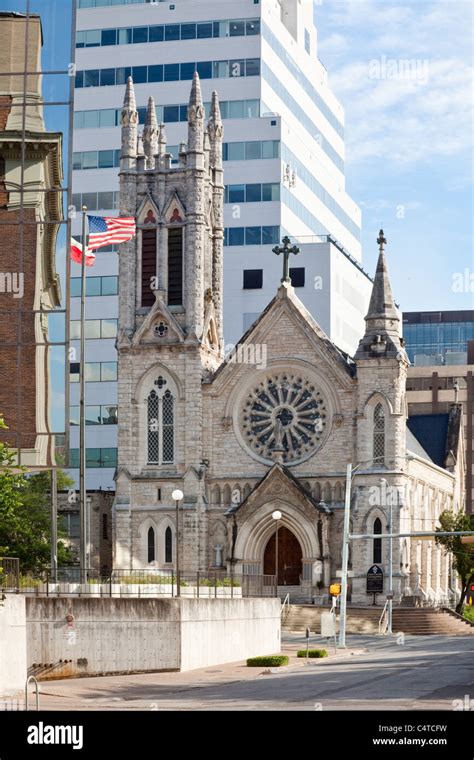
[0,595,27,696]
[26,597,280,678]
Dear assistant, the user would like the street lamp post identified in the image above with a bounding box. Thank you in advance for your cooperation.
[172,489,184,597]
[339,463,353,648]
[272,509,281,597]
[272,510,282,598]
[380,478,394,635]
[339,455,417,647]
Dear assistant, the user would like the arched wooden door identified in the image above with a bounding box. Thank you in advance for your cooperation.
[263,527,303,585]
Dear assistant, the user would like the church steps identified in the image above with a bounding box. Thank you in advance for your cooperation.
[282,605,474,635]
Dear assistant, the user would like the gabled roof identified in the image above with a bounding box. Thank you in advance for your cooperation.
[225,462,332,516]
[210,282,356,384]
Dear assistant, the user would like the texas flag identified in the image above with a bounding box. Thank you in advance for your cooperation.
[70,238,96,267]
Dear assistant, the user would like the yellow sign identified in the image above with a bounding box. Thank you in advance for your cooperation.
[329,583,341,596]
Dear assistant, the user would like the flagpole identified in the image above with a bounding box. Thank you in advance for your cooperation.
[79,206,88,583]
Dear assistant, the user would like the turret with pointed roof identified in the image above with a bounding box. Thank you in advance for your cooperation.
[354,230,409,472]
[355,230,407,361]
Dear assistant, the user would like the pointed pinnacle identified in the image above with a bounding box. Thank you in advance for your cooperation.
[144,96,158,129]
[209,91,222,126]
[123,76,136,111]
[189,70,203,107]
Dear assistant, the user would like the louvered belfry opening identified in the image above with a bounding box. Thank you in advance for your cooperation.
[141,228,157,307]
[167,227,183,306]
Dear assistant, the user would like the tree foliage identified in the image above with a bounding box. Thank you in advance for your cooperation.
[0,416,74,574]
[435,510,474,613]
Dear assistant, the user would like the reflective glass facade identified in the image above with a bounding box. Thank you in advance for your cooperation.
[403,312,474,362]
[0,1,75,468]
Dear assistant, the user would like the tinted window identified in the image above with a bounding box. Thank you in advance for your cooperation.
[149,26,164,42]
[164,105,180,122]
[100,69,115,86]
[196,61,212,79]
[101,29,116,45]
[290,267,305,287]
[230,20,245,36]
[246,227,262,245]
[246,58,260,76]
[84,69,100,87]
[228,185,245,203]
[243,269,263,288]
[133,66,148,83]
[197,22,213,38]
[246,19,260,35]
[245,141,262,160]
[228,227,245,246]
[180,62,195,80]
[165,24,180,41]
[262,226,280,245]
[164,63,180,81]
[133,27,148,44]
[148,65,163,82]
[180,23,196,40]
[246,184,261,202]
[101,276,118,296]
[98,150,115,168]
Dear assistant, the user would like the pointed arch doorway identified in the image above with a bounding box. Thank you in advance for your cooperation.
[263,526,303,585]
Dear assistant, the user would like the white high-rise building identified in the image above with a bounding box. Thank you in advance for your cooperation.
[70,0,368,489]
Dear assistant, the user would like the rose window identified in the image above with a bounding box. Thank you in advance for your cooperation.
[241,374,327,463]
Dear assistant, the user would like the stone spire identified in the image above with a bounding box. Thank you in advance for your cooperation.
[207,91,223,169]
[187,71,205,159]
[355,230,407,361]
[142,96,159,169]
[158,122,167,157]
[120,77,138,171]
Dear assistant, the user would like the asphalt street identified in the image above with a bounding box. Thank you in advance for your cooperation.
[19,634,474,711]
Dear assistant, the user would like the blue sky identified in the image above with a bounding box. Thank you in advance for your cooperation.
[314,0,473,312]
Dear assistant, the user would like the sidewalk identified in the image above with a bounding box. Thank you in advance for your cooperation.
[17,638,368,711]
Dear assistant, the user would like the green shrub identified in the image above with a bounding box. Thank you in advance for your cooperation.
[222,578,241,587]
[19,575,42,589]
[462,605,474,623]
[246,655,289,667]
[296,649,328,658]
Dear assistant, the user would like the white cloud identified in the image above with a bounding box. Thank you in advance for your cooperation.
[316,1,473,168]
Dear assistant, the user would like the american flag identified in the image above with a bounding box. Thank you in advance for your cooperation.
[87,215,136,251]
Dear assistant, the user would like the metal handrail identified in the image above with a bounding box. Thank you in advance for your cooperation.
[378,599,389,635]
[25,675,40,711]
[281,593,290,619]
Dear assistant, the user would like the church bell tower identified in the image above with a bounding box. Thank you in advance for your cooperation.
[113,73,224,570]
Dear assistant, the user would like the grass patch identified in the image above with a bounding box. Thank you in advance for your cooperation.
[462,605,474,623]
[296,649,328,658]
[246,655,289,667]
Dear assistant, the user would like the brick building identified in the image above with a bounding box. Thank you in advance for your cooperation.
[112,75,465,605]
[0,11,63,467]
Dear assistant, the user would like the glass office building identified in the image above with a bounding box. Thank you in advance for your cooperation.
[403,311,474,364]
[70,0,367,489]
[0,1,75,468]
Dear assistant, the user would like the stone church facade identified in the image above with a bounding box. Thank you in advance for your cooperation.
[113,74,465,604]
